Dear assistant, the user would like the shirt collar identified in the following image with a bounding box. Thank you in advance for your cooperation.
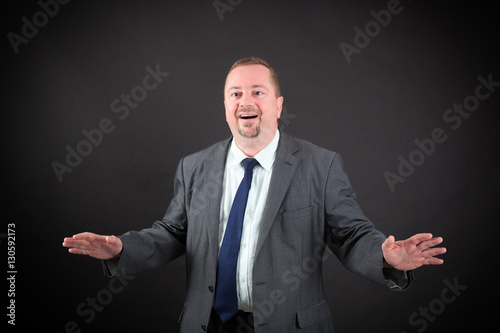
[227,130,280,171]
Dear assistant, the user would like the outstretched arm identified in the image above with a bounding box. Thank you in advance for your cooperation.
[62,232,123,260]
[382,233,446,271]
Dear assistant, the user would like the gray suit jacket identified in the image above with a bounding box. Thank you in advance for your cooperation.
[106,132,412,332]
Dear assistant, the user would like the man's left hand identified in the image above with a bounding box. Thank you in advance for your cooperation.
[382,233,446,271]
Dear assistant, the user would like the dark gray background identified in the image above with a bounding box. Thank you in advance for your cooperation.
[4,0,499,332]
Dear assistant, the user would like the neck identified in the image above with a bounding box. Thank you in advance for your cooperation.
[234,130,277,157]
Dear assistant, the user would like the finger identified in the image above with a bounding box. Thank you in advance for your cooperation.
[68,248,90,255]
[422,247,447,257]
[73,232,106,242]
[103,235,118,250]
[423,257,444,265]
[104,235,123,256]
[105,235,117,245]
[62,237,73,247]
[63,236,78,244]
[106,235,122,246]
[382,235,395,248]
[63,236,86,244]
[408,233,433,245]
[62,238,90,248]
[417,237,444,251]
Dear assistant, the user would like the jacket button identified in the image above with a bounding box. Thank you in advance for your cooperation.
[201,324,207,331]
[208,285,214,292]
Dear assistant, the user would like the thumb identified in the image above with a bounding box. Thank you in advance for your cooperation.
[383,235,395,249]
[105,235,118,246]
[105,235,123,256]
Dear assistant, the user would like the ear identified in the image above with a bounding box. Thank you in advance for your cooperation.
[276,96,284,119]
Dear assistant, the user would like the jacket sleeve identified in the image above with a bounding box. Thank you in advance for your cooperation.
[324,153,412,290]
[103,158,189,277]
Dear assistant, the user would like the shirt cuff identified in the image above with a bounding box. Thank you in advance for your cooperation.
[102,257,120,277]
[383,268,413,290]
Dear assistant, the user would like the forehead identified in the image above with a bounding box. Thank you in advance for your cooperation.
[225,64,273,90]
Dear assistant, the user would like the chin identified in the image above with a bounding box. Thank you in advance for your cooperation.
[238,127,260,138]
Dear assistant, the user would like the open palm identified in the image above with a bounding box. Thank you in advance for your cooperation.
[382,233,446,271]
[62,232,123,260]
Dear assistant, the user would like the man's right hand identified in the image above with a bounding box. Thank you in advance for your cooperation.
[62,232,123,260]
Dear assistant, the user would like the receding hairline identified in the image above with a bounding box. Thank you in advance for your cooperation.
[224,57,281,97]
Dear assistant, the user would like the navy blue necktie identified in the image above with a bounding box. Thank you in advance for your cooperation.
[214,158,259,323]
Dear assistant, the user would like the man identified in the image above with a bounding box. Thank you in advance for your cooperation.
[63,57,446,332]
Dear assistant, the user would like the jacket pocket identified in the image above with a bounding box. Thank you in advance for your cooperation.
[281,205,314,221]
[296,300,332,328]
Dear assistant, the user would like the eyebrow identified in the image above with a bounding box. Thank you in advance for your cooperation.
[227,84,268,92]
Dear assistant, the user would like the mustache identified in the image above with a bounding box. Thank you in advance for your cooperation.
[236,106,261,115]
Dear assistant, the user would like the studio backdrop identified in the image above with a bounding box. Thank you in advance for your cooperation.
[4,0,499,332]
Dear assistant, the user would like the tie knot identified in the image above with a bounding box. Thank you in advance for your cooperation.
[242,158,259,172]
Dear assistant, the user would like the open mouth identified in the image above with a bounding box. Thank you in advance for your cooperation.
[239,114,258,120]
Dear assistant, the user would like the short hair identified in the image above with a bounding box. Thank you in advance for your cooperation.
[225,56,281,97]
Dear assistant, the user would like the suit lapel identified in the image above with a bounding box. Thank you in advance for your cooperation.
[254,132,299,258]
[203,138,232,257]
[201,133,300,260]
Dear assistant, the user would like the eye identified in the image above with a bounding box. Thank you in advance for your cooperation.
[254,91,264,96]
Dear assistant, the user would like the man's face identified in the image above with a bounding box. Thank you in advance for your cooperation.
[224,64,283,142]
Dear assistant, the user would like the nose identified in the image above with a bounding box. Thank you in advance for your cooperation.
[239,99,255,110]
[238,94,256,110]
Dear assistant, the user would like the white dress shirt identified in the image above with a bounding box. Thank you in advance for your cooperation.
[218,130,280,312]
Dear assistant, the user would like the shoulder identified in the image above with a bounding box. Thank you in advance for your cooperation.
[281,132,339,162]
[183,137,231,162]
[278,132,351,182]
[175,137,231,176]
